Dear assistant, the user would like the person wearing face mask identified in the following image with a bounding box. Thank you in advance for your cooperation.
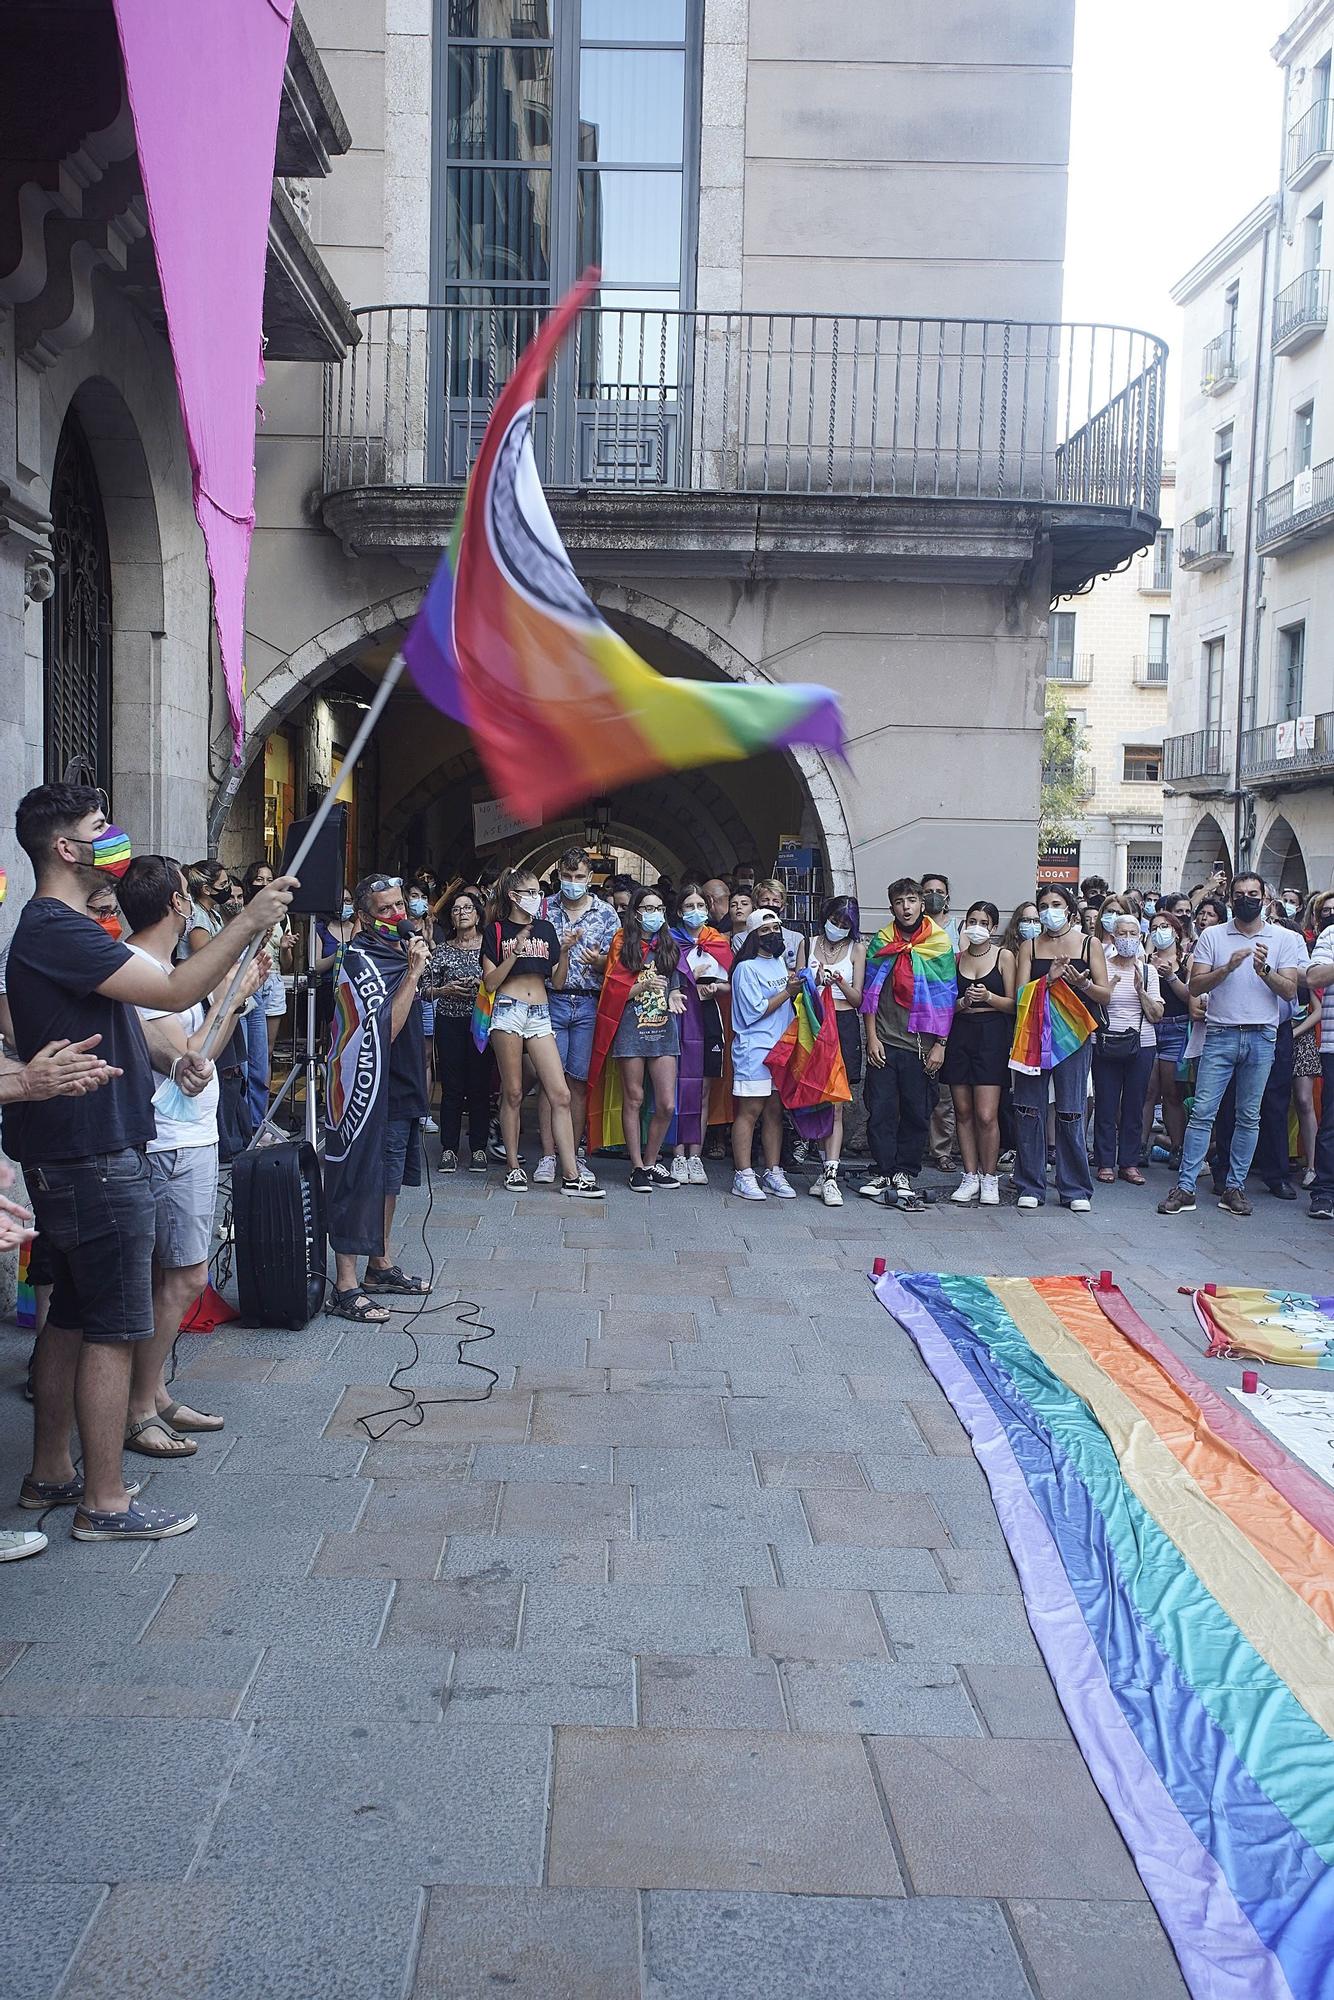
[1159,871,1309,1217]
[667,882,734,1184]
[1140,910,1196,1169]
[1304,908,1334,1220]
[426,887,492,1172]
[919,873,960,950]
[1090,914,1162,1186]
[804,896,866,1204]
[480,868,602,1197]
[587,887,687,1192]
[312,892,358,1055]
[919,872,963,1172]
[240,861,296,1137]
[859,878,956,1211]
[728,911,801,1199]
[402,882,441,1134]
[1011,884,1111,1212]
[534,847,618,1180]
[942,901,1016,1206]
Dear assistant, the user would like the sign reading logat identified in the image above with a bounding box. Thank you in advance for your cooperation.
[1037,843,1081,887]
[473,798,541,849]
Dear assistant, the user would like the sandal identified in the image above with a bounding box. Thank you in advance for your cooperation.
[157,1398,224,1434]
[124,1414,197,1459]
[330,1287,392,1324]
[361,1265,432,1296]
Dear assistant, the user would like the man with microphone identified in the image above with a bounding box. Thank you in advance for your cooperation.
[325,874,433,1322]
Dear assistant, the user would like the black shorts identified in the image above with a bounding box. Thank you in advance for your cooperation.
[28,1148,155,1344]
[940,1027,1010,1090]
[835,1007,863,1086]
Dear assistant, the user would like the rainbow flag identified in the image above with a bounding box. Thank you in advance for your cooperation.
[765,969,850,1110]
[1189,1286,1334,1370]
[1009,975,1097,1075]
[15,1237,35,1329]
[875,1270,1334,2000]
[400,274,845,819]
[470,984,495,1055]
[860,919,955,1038]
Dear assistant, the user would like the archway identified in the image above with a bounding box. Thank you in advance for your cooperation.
[1182,812,1231,888]
[1256,813,1307,895]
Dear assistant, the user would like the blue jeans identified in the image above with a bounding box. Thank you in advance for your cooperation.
[1178,1024,1277,1193]
[243,1001,270,1134]
[1011,1041,1093,1203]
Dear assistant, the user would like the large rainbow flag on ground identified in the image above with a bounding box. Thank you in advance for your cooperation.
[401,273,845,819]
[1189,1285,1334,1370]
[860,919,955,1037]
[1009,974,1097,1075]
[875,1269,1334,2000]
[765,969,850,1110]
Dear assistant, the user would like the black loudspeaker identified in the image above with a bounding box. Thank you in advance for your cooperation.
[231,1140,327,1328]
[279,803,347,917]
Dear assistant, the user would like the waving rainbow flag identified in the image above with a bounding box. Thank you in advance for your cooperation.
[860,919,956,1038]
[1009,975,1097,1075]
[765,969,851,1110]
[875,1270,1334,2000]
[401,274,845,819]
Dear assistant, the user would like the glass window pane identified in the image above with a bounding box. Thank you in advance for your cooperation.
[578,294,681,391]
[578,170,681,286]
[449,0,552,38]
[581,0,686,38]
[579,49,684,163]
[439,295,550,397]
[449,45,553,160]
[446,167,553,285]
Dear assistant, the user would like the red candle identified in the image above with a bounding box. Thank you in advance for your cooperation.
[871,1257,887,1278]
[1241,1369,1259,1395]
[1098,1270,1113,1291]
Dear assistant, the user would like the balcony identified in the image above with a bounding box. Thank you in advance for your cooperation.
[1239,710,1334,789]
[1272,269,1329,354]
[1201,330,1237,395]
[1049,652,1094,686]
[1178,506,1232,569]
[1257,453,1334,553]
[320,308,1166,596]
[1162,727,1232,794]
[1042,756,1095,799]
[1287,97,1333,187]
[1132,655,1170,686]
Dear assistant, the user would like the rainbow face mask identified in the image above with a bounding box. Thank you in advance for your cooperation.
[78,826,133,879]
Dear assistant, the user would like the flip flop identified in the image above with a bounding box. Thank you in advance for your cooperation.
[124,1414,197,1459]
[157,1399,225,1434]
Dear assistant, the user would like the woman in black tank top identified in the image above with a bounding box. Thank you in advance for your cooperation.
[940,901,1017,1205]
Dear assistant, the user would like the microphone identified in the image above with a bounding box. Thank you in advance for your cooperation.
[395,920,413,943]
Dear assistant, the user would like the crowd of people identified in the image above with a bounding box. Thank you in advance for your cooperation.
[1,782,1331,1563]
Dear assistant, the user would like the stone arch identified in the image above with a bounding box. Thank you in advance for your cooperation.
[1182,811,1231,887]
[1256,811,1307,895]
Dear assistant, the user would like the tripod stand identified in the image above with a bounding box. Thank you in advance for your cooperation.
[248,915,322,1151]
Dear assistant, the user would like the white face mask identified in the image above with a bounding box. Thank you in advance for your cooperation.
[515,891,541,918]
[963,923,991,947]
[823,921,851,943]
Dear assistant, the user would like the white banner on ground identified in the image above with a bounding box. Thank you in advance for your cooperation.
[1227,1384,1334,1490]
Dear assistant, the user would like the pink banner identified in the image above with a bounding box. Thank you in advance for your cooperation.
[111,0,295,762]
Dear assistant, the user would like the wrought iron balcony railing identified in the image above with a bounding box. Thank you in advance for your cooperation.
[1132,655,1170,686]
[1258,453,1334,551]
[1273,268,1330,353]
[1201,330,1237,394]
[1162,727,1232,789]
[1288,97,1332,186]
[1049,652,1094,685]
[1240,711,1334,783]
[323,306,1165,516]
[1042,756,1095,799]
[1179,506,1232,568]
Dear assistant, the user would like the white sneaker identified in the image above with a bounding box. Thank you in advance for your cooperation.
[670,1155,690,1184]
[979,1175,1000,1207]
[422,1116,439,1135]
[0,1527,46,1562]
[820,1169,844,1207]
[533,1155,558,1186]
[1068,1197,1092,1213]
[950,1173,980,1205]
[732,1169,766,1200]
[858,1175,888,1199]
[686,1156,709,1186]
[1017,1194,1041,1209]
[761,1166,797,1198]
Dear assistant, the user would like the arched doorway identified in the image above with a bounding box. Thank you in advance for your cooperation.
[1183,812,1231,887]
[1257,813,1307,895]
[43,411,112,788]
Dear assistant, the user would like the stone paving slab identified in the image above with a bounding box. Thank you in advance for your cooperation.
[0,1640,263,1720]
[1006,1898,1191,2000]
[0,1886,107,2000]
[445,1647,633,1728]
[238,1644,452,1722]
[781,1658,981,1738]
[411,1885,640,2000]
[637,1655,790,1731]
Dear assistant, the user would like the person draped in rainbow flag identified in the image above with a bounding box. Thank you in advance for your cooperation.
[586,886,688,1193]
[666,882,733,1184]
[858,877,957,1211]
[1009,882,1112,1212]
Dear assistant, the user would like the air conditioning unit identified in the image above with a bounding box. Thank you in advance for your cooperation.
[1294,467,1315,510]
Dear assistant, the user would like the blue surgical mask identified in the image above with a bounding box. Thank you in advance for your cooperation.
[1100,912,1118,934]
[640,909,666,934]
[560,879,585,902]
[824,921,851,943]
[1151,927,1174,950]
[1139,916,1150,936]
[1041,908,1069,934]
[1143,901,1157,916]
[681,907,707,930]
[408,895,428,918]
[1018,919,1042,941]
[340,901,354,921]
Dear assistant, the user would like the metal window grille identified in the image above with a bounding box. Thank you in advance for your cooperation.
[43,417,112,790]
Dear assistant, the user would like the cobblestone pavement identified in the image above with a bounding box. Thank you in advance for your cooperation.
[2,1153,1331,1999]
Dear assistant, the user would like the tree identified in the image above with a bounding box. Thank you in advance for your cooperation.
[1040,681,1089,848]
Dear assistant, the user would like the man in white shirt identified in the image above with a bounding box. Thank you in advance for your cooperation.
[1159,871,1309,1218]
[1305,906,1334,1221]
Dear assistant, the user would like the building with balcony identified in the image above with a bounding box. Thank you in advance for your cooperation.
[0,1,356,888]
[1166,0,1334,900]
[216,0,1163,925]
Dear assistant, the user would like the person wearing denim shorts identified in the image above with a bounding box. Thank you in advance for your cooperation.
[536,847,617,1176]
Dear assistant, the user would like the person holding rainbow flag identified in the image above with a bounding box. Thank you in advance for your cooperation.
[857,878,957,1211]
[1010,882,1112,1211]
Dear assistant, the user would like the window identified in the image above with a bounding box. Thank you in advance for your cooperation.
[1224,282,1239,367]
[1151,526,1173,588]
[1049,611,1077,679]
[1295,402,1315,474]
[1123,746,1162,783]
[1214,424,1233,541]
[1306,204,1325,272]
[1317,52,1332,122]
[1146,614,1169,681]
[1279,622,1306,720]
[1204,636,1226,731]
